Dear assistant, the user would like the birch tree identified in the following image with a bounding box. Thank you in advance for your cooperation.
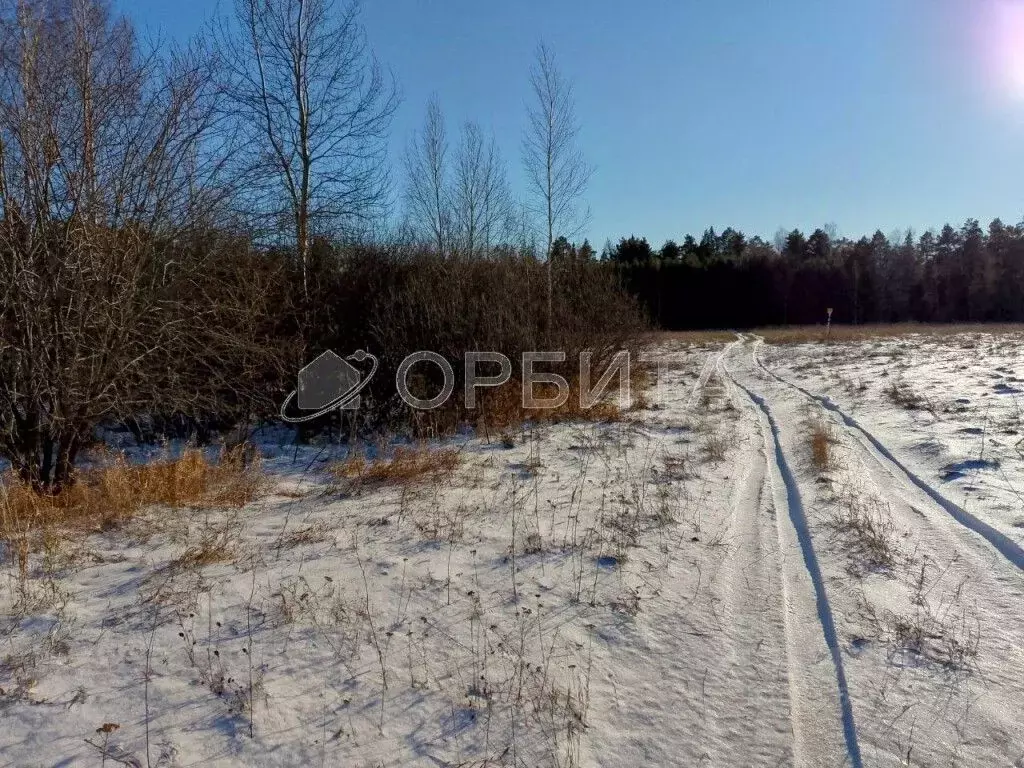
[522,41,592,329]
[452,121,513,257]
[218,0,397,294]
[403,96,449,256]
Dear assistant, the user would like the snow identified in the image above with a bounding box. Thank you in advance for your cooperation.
[3,332,1024,767]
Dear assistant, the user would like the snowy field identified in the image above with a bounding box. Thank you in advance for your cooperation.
[3,330,1024,767]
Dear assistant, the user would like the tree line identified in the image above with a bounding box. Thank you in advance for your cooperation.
[600,220,1024,329]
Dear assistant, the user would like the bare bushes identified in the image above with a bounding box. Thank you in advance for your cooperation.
[305,247,649,436]
[0,2,291,492]
[0,227,290,489]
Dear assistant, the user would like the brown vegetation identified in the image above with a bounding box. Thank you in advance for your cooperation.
[827,489,899,574]
[331,445,461,487]
[308,249,647,438]
[809,420,837,472]
[649,330,738,344]
[754,323,1024,345]
[0,0,292,492]
[0,0,646,513]
[0,448,263,545]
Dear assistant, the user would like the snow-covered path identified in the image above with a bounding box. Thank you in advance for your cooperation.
[724,334,1024,767]
[589,339,869,767]
[752,335,1024,572]
[586,342,805,767]
[723,350,862,768]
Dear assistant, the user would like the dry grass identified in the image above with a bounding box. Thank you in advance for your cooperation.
[884,379,928,411]
[168,528,237,571]
[828,489,900,575]
[648,329,738,344]
[859,561,981,671]
[0,446,263,546]
[756,323,1024,345]
[809,419,837,472]
[661,455,690,481]
[466,378,627,439]
[331,445,461,487]
[701,432,729,463]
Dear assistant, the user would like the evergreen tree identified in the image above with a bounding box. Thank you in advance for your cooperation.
[806,228,833,262]
[577,239,596,261]
[609,236,654,264]
[660,239,682,261]
[783,230,808,261]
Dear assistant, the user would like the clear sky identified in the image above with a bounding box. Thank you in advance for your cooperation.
[122,0,1024,247]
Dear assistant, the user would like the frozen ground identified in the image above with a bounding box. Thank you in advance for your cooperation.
[2,332,1024,767]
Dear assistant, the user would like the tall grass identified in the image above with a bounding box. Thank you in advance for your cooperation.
[0,447,262,545]
[810,420,837,472]
[331,445,460,486]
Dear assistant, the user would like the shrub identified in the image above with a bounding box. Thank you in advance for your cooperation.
[302,246,649,436]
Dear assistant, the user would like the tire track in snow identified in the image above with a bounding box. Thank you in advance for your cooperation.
[684,339,740,410]
[749,336,1024,573]
[723,341,864,768]
[705,357,800,766]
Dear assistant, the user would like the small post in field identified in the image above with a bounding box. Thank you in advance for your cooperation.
[826,307,833,342]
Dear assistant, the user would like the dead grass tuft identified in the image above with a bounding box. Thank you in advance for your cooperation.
[331,445,461,487]
[861,561,981,671]
[701,432,728,463]
[828,489,899,574]
[809,419,837,472]
[0,446,263,547]
[168,529,236,571]
[884,379,928,411]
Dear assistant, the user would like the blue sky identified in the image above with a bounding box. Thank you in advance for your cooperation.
[123,0,1024,247]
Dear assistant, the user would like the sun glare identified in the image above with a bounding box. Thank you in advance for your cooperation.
[987,1,1024,100]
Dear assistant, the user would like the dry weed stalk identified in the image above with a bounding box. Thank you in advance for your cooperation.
[827,487,900,574]
[863,560,982,671]
[809,419,838,472]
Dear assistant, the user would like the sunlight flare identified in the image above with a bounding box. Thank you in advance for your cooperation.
[985,0,1024,100]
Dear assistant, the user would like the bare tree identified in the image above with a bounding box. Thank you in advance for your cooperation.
[402,96,449,256]
[773,227,789,253]
[216,0,398,295]
[452,121,513,257]
[0,0,285,490]
[522,41,592,330]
